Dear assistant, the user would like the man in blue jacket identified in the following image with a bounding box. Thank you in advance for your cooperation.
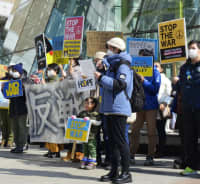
[94,37,133,184]
[130,49,161,166]
[178,40,200,176]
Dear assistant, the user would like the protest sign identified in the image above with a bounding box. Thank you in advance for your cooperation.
[25,79,89,143]
[0,80,9,109]
[51,36,69,64]
[127,37,158,61]
[0,65,8,79]
[131,57,153,77]
[35,33,46,70]
[76,76,96,93]
[158,18,187,64]
[63,16,84,58]
[79,59,96,77]
[87,31,123,57]
[35,34,53,69]
[65,117,91,142]
[2,80,23,98]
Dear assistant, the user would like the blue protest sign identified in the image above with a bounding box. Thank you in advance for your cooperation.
[131,56,153,77]
[52,36,64,51]
[2,80,23,98]
[127,37,158,61]
[65,117,91,142]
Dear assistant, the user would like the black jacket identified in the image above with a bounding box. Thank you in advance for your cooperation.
[179,59,200,111]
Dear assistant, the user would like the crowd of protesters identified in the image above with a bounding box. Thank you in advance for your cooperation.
[0,37,200,184]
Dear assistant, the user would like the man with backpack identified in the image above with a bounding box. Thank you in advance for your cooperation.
[130,49,161,166]
[94,37,133,184]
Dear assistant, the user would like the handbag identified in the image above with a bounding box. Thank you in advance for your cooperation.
[161,105,171,119]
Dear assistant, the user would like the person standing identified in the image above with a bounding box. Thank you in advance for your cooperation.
[95,37,133,183]
[8,63,29,153]
[154,62,172,158]
[130,49,161,166]
[178,40,200,176]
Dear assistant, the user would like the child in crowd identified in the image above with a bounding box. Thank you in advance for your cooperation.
[43,63,64,158]
[73,97,101,170]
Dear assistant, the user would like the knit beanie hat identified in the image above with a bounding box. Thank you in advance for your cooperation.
[13,63,23,74]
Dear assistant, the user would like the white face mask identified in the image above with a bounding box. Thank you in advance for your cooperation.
[47,70,55,77]
[12,72,20,79]
[188,49,198,59]
[107,49,114,56]
[9,70,13,75]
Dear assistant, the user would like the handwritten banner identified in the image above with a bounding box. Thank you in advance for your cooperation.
[158,18,187,64]
[2,80,23,98]
[131,56,153,77]
[25,79,89,143]
[63,16,84,58]
[76,76,96,93]
[65,117,91,142]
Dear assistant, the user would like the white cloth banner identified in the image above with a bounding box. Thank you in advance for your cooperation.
[25,79,89,143]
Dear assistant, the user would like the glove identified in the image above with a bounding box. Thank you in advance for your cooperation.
[84,117,90,121]
[71,115,76,119]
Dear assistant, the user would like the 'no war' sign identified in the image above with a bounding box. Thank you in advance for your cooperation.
[2,80,23,98]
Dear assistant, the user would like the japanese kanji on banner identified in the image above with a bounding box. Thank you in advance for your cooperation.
[25,79,89,143]
[63,16,84,58]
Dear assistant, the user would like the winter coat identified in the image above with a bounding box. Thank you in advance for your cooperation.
[158,73,172,105]
[143,66,161,110]
[178,59,200,111]
[98,51,133,117]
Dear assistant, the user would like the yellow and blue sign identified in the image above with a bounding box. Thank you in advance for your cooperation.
[65,117,91,142]
[46,36,69,64]
[2,80,23,98]
[131,56,153,77]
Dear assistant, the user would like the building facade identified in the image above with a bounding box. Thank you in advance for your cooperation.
[0,0,200,77]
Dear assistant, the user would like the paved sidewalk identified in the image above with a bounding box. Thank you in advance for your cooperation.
[0,147,199,184]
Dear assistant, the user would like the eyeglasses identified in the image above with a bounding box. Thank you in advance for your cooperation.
[85,102,94,105]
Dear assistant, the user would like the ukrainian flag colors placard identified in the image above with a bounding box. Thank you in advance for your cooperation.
[65,117,91,142]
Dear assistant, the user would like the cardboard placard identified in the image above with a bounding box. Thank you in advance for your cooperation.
[86,31,123,57]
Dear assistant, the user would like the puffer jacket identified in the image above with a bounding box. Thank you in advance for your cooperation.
[178,59,200,111]
[98,51,133,117]
[143,66,161,110]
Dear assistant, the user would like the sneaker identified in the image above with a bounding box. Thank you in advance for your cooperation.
[180,166,197,176]
[144,156,154,166]
[85,162,96,170]
[10,147,23,153]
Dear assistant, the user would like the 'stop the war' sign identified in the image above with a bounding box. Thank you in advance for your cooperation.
[63,16,84,58]
[158,18,187,64]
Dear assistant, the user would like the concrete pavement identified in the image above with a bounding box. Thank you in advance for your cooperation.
[0,147,199,184]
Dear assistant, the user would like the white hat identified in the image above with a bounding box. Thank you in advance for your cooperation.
[94,51,106,60]
[107,37,126,51]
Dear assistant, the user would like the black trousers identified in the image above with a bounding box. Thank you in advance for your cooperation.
[156,119,167,153]
[107,115,130,172]
[182,110,200,170]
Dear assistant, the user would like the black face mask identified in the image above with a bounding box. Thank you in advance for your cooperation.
[97,68,105,73]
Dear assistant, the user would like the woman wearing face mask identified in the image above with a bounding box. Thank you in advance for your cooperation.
[42,63,64,158]
[7,63,29,153]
